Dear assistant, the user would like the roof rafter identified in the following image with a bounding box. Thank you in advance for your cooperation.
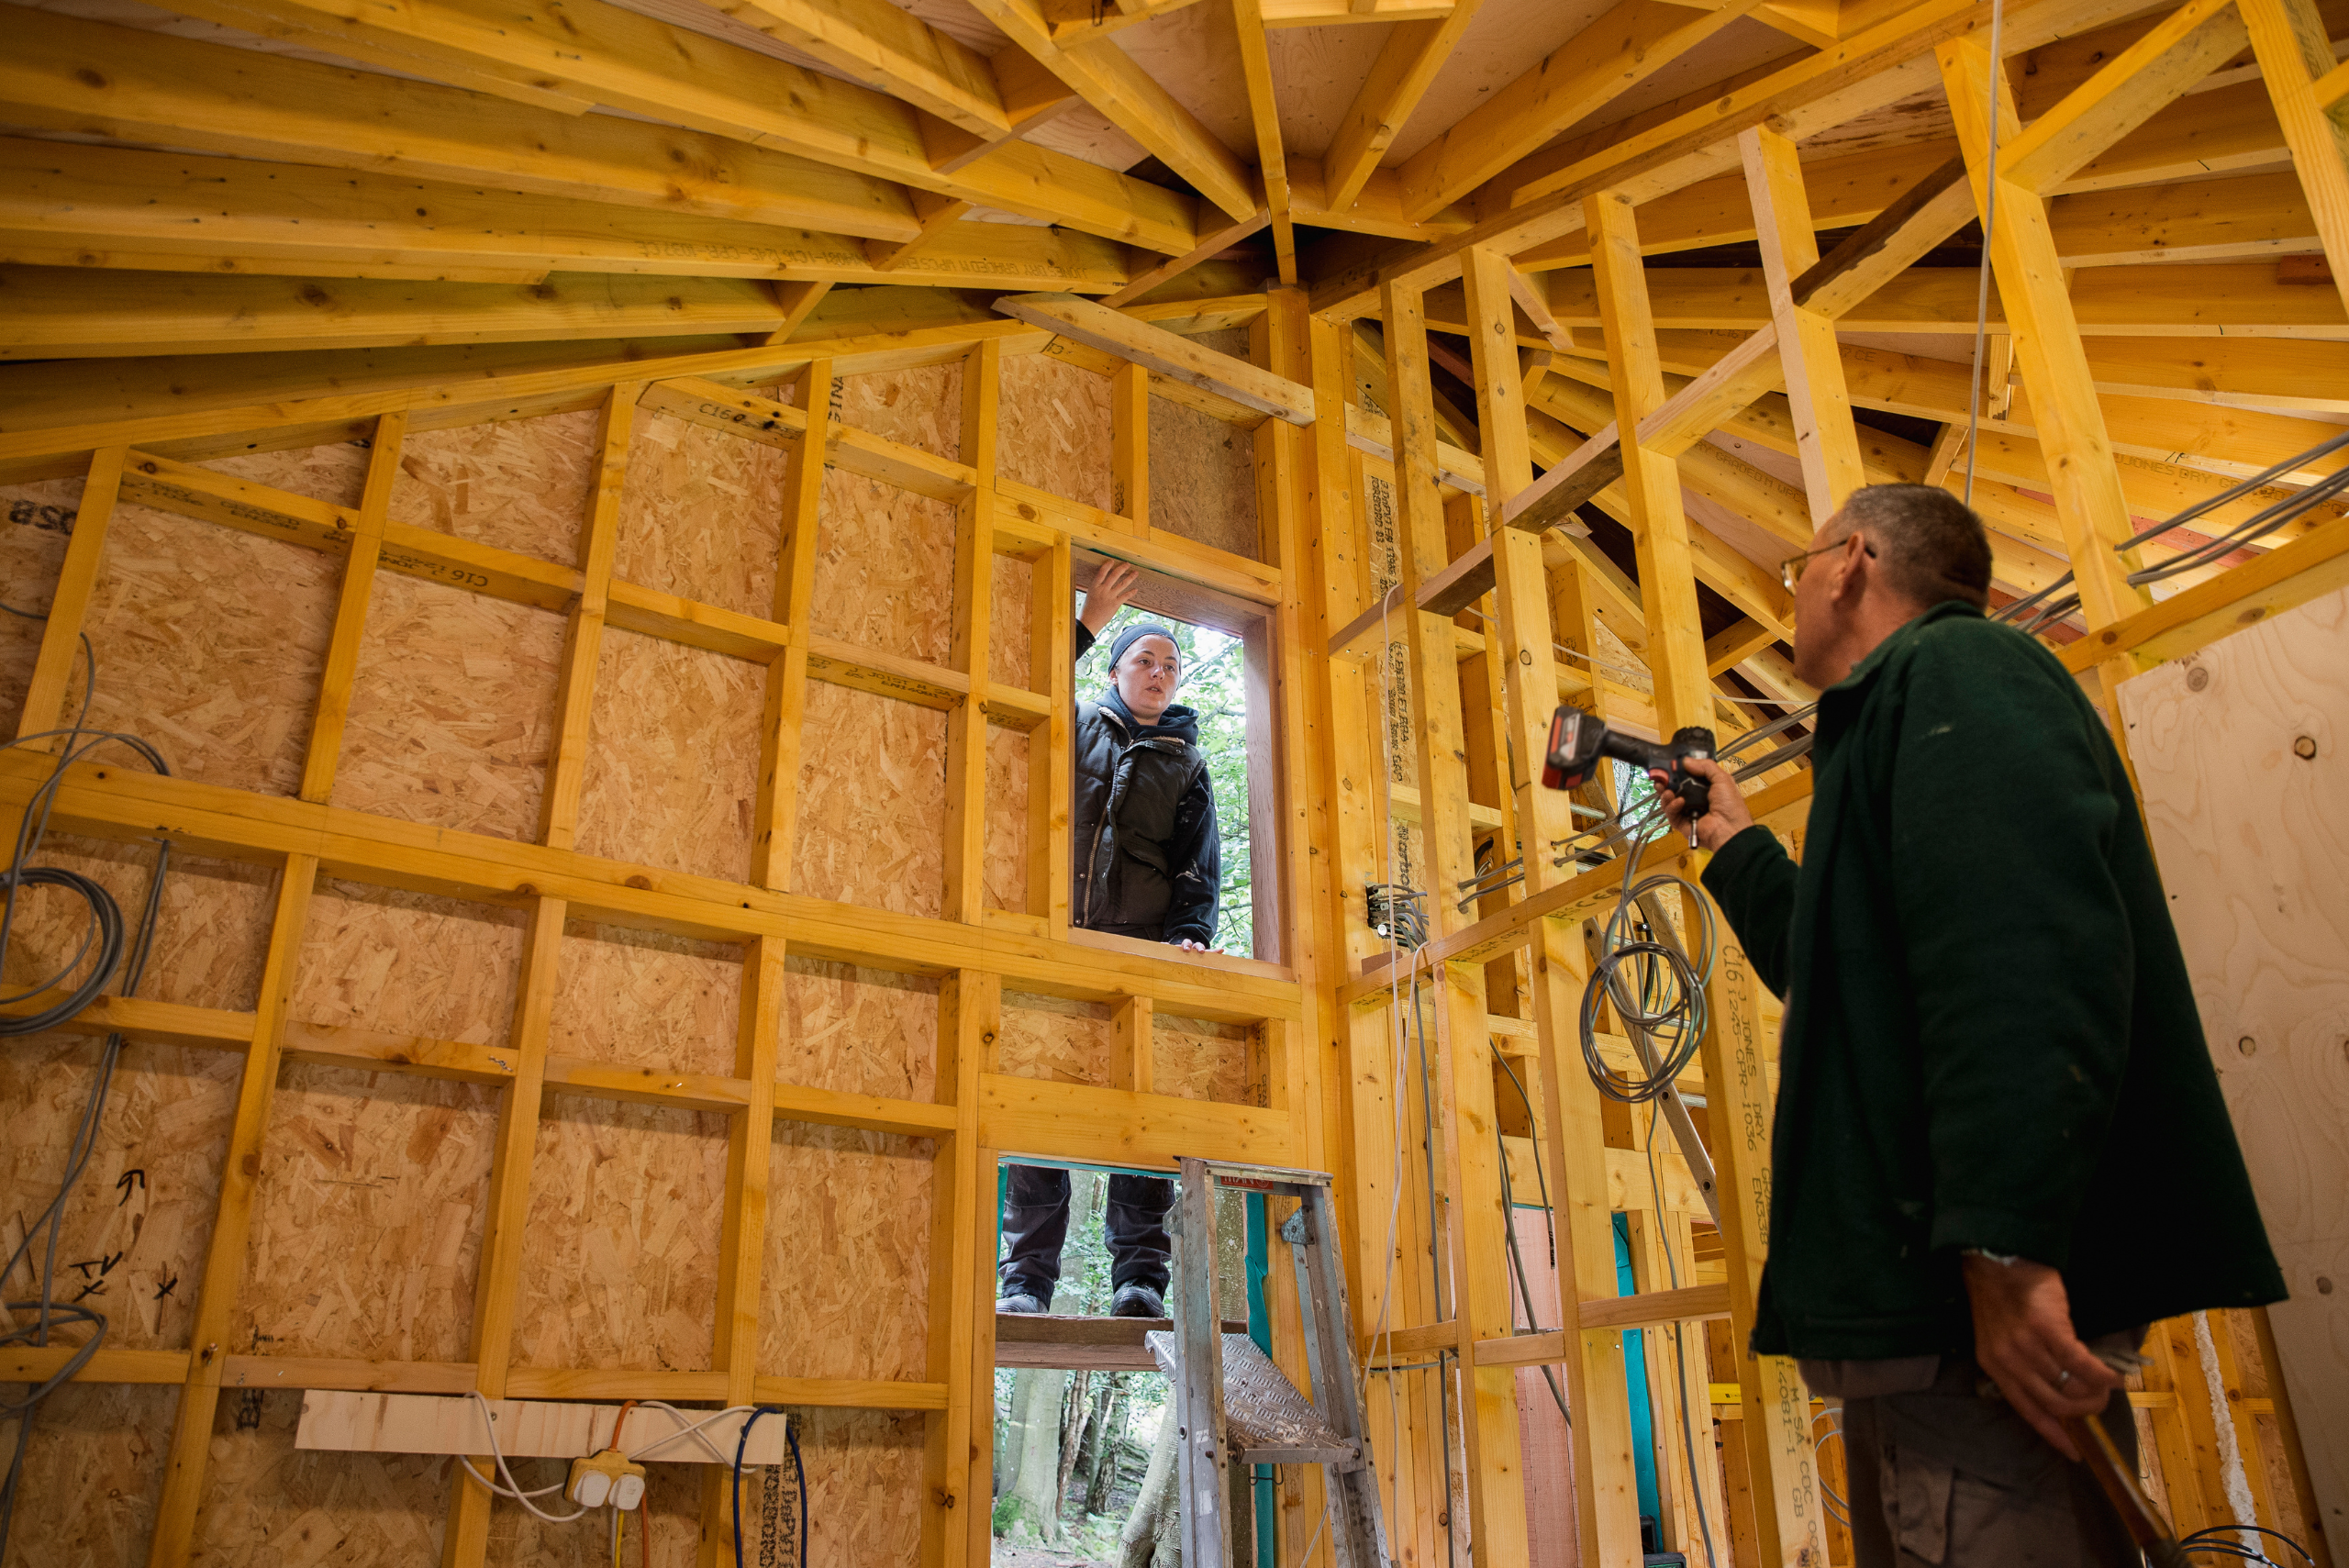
[1318,0,1486,215]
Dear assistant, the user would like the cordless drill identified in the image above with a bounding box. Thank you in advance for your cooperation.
[1541,706,1716,843]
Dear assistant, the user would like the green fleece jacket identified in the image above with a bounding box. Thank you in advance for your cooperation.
[1703,601,2284,1362]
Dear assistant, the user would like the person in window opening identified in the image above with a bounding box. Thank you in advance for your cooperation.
[996,560,1220,1320]
[1655,484,2281,1566]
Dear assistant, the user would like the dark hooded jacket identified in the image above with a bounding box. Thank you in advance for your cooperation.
[1702,600,2283,1362]
[1071,622,1220,946]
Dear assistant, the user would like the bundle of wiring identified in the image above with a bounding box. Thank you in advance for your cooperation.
[455,1395,763,1525]
[1491,1055,1571,1429]
[0,632,175,1559]
[1578,809,1717,1106]
[1642,1104,1720,1566]
[2179,1524,2316,1565]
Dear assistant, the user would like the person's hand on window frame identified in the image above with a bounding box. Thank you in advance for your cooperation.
[1081,561,1141,636]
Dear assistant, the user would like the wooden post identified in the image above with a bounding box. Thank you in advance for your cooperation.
[538,383,636,850]
[1112,359,1150,532]
[1466,239,1646,1564]
[1739,127,1866,528]
[753,359,833,890]
[930,971,997,1568]
[17,445,127,747]
[298,410,405,803]
[146,854,318,1567]
[944,340,1001,926]
[2235,0,2349,321]
[1029,533,1074,936]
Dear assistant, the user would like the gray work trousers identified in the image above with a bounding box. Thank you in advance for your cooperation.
[1811,1338,2143,1568]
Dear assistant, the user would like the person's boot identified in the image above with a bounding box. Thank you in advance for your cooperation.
[996,1286,1049,1315]
[1110,1282,1164,1318]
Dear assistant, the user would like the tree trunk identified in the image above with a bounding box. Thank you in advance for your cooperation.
[1119,1402,1179,1568]
[1054,1368,1094,1525]
[1078,1380,1121,1516]
[1002,1174,1099,1543]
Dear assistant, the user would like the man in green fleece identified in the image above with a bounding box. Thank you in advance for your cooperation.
[1657,484,2283,1565]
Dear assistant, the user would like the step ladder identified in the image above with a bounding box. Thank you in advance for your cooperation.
[1144,1155,1393,1568]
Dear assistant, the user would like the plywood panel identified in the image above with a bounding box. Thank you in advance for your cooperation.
[790,1408,929,1567]
[996,993,1110,1087]
[0,1035,239,1350]
[985,725,1029,914]
[998,353,1113,516]
[194,1390,446,1565]
[990,551,1035,690]
[1149,328,1260,561]
[0,475,76,736]
[573,628,764,884]
[235,1062,498,1363]
[551,921,744,1079]
[807,471,957,665]
[838,362,963,462]
[512,1097,728,1373]
[1151,1013,1255,1106]
[199,441,373,510]
[329,572,565,842]
[2120,584,2349,1534]
[789,682,946,920]
[73,501,338,797]
[389,408,600,564]
[780,958,938,1104]
[293,878,529,1047]
[1,835,274,1012]
[0,1383,178,1566]
[758,1123,933,1384]
[613,407,789,620]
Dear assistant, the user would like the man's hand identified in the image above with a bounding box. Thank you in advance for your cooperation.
[1653,756,1754,852]
[1081,562,1141,636]
[1174,938,1218,954]
[1961,1252,2119,1460]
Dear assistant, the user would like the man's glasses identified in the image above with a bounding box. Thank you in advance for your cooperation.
[1779,536,1876,595]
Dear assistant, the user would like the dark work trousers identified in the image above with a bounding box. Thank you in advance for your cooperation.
[1837,1351,2143,1567]
[996,1164,1174,1305]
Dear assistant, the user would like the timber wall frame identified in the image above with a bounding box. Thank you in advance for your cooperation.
[0,306,1342,1566]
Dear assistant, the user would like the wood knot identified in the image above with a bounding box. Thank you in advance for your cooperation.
[625,874,653,889]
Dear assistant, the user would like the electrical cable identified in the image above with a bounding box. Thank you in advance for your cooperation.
[1642,1106,1719,1568]
[2180,1525,2316,1565]
[457,1391,594,1523]
[0,635,174,1561]
[1578,821,1717,1106]
[733,1407,783,1568]
[1811,1408,1849,1527]
[1493,1129,1574,1429]
[786,1418,807,1568]
[1962,0,2006,507]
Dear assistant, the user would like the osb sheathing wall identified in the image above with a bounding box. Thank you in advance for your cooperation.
[0,318,1319,1565]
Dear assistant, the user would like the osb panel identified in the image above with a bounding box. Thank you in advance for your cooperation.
[0,834,273,1012]
[989,551,1034,690]
[614,407,788,620]
[781,958,937,1103]
[573,628,763,884]
[1152,1014,1255,1105]
[72,501,338,797]
[234,1062,498,1364]
[792,1408,928,1567]
[984,726,1029,914]
[512,1097,727,1372]
[198,440,372,510]
[996,993,1109,1087]
[389,408,600,564]
[0,1383,176,1567]
[0,1036,238,1350]
[837,361,963,462]
[806,470,956,665]
[484,1452,700,1566]
[1150,404,1259,563]
[0,476,75,736]
[551,921,744,1079]
[790,682,945,920]
[293,878,529,1047]
[193,1390,445,1567]
[329,571,565,842]
[759,1123,932,1384]
[997,353,1111,514]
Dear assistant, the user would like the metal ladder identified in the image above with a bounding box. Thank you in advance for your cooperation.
[1145,1155,1394,1568]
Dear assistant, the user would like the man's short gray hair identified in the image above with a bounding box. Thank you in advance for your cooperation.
[1833,484,1994,610]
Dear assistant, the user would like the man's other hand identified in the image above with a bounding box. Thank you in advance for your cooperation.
[1653,756,1753,851]
[1174,938,1218,954]
[1961,1252,2120,1460]
[1081,561,1141,635]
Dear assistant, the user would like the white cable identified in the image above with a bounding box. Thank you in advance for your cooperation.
[1963,0,2007,506]
[624,1401,758,1465]
[458,1392,594,1523]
